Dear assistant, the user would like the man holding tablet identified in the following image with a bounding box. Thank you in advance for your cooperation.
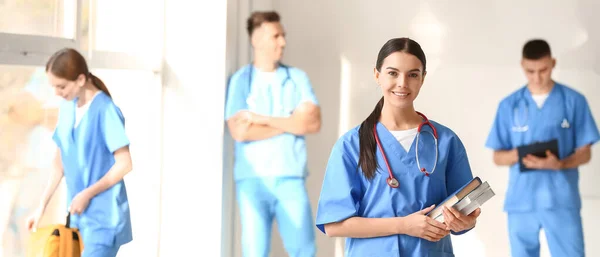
[485,39,600,257]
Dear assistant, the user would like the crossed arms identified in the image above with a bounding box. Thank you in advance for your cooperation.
[227,102,322,142]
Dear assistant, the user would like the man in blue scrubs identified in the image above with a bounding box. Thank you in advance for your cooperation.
[224,11,321,257]
[486,39,600,257]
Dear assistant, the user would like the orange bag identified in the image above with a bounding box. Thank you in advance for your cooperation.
[26,213,84,257]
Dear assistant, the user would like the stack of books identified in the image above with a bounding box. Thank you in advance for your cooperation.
[427,177,495,222]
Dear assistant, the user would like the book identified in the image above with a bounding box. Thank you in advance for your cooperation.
[517,139,559,172]
[431,182,495,223]
[426,177,495,222]
[426,177,482,220]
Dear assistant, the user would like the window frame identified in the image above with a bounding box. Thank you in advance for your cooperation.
[0,0,162,72]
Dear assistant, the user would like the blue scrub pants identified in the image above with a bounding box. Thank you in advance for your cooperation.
[81,244,120,257]
[236,177,316,257]
[508,209,584,257]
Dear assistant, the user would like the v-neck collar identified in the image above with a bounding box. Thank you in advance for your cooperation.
[523,82,559,111]
[388,128,418,154]
[70,91,103,142]
[520,83,560,137]
[376,122,416,166]
[248,63,292,88]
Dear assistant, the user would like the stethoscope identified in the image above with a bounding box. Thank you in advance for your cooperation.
[247,64,294,88]
[246,64,297,112]
[373,111,439,188]
[512,85,570,133]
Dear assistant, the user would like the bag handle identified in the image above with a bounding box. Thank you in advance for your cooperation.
[63,212,85,254]
[65,212,71,228]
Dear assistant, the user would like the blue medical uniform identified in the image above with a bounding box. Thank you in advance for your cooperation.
[52,92,133,257]
[316,121,474,257]
[225,64,318,257]
[486,83,600,257]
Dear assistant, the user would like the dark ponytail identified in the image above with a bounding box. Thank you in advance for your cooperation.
[89,73,111,97]
[358,97,384,179]
[357,37,427,180]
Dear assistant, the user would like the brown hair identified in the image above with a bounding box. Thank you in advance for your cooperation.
[45,48,111,97]
[246,11,280,36]
[358,38,427,179]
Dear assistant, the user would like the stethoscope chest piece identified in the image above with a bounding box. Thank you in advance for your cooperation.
[387,177,399,188]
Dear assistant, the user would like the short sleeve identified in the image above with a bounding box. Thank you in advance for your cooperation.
[446,136,475,235]
[224,71,249,121]
[101,101,130,153]
[295,70,319,106]
[52,101,68,148]
[315,138,362,234]
[485,101,512,150]
[52,128,60,147]
[573,95,600,148]
[446,138,474,196]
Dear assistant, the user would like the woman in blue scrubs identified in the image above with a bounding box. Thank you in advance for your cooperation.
[315,38,481,257]
[26,48,133,257]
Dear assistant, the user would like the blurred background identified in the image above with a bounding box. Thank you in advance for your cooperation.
[0,0,598,256]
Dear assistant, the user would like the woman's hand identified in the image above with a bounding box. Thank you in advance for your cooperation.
[26,207,45,232]
[402,205,450,242]
[70,190,92,215]
[442,206,480,233]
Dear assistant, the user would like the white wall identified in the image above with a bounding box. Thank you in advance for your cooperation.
[259,0,600,256]
[159,1,228,256]
[94,69,163,257]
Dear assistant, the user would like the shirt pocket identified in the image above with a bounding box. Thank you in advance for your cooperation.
[540,110,567,134]
[537,109,573,157]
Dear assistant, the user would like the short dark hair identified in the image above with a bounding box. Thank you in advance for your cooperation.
[522,39,552,60]
[246,11,280,36]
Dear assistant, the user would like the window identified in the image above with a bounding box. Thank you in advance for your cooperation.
[0,0,77,66]
[0,65,64,256]
[80,0,163,55]
[0,0,162,70]
[78,0,164,70]
[0,0,77,38]
[0,65,60,179]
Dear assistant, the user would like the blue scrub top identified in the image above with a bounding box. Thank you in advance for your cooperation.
[316,121,474,257]
[52,91,133,247]
[224,64,319,181]
[485,83,600,212]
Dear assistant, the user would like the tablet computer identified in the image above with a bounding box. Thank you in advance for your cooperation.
[517,139,559,172]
